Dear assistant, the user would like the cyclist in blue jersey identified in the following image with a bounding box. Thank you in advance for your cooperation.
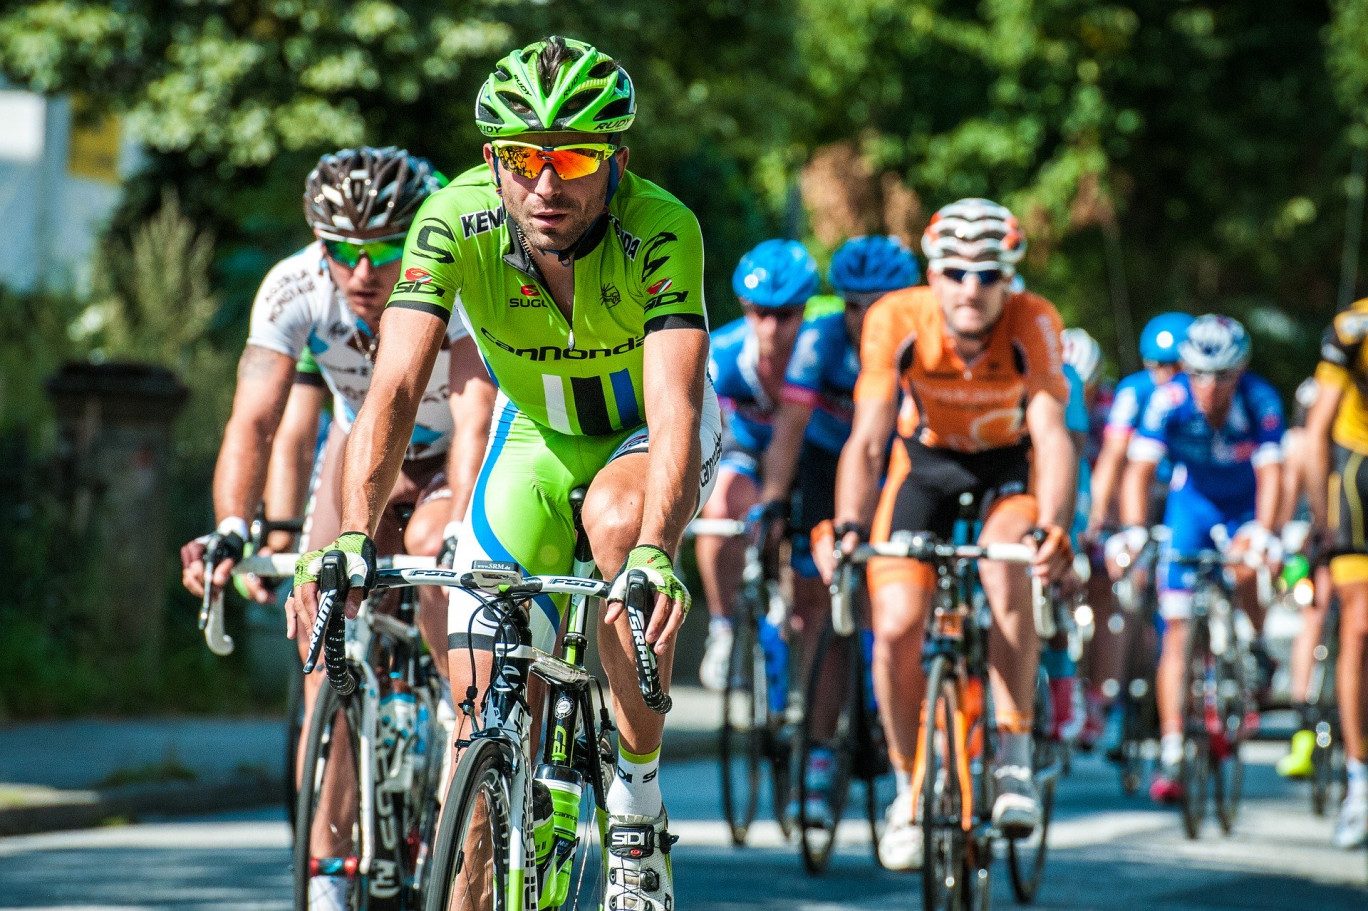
[1087,312,1192,754]
[758,235,920,824]
[696,240,819,690]
[1114,315,1284,803]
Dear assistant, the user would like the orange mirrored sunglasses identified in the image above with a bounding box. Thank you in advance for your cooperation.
[491,141,617,181]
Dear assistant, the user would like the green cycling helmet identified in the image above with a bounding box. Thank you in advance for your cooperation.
[476,36,635,138]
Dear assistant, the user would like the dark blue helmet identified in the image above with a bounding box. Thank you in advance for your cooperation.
[732,239,819,308]
[828,235,920,294]
[1139,312,1194,364]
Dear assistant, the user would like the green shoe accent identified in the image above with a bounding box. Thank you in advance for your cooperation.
[1277,730,1316,778]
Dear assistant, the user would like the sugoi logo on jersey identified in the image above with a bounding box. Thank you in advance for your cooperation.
[508,284,545,308]
[612,217,641,259]
[460,206,506,239]
[646,277,672,296]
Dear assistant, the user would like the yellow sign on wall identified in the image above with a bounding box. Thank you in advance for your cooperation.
[67,95,121,184]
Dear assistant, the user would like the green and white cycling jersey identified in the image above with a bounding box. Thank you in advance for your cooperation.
[387,165,709,436]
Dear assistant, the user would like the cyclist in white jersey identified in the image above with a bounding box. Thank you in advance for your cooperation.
[180,147,496,910]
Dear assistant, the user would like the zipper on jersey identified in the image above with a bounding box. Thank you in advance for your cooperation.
[507,224,576,350]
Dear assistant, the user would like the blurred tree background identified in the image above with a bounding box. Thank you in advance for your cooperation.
[0,0,1365,713]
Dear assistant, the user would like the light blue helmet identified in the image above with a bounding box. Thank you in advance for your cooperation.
[1139,312,1194,364]
[1180,314,1251,372]
[828,236,920,294]
[732,239,819,308]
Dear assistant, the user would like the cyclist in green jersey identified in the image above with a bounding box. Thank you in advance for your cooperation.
[290,37,721,911]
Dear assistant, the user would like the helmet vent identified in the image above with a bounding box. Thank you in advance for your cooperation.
[598,98,632,121]
[588,60,617,80]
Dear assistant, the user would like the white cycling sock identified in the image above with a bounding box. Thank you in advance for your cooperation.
[1160,732,1184,768]
[709,616,732,635]
[895,770,911,794]
[606,744,663,819]
[1348,757,1367,796]
[309,874,348,911]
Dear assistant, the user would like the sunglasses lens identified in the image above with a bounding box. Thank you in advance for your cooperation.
[324,239,404,267]
[944,268,1004,286]
[494,143,612,180]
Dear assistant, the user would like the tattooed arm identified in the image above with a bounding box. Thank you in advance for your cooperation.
[212,344,300,526]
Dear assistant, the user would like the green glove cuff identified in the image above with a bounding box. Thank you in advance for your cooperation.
[294,531,376,591]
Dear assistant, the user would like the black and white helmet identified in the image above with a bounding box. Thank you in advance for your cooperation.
[921,198,1027,273]
[1179,314,1252,373]
[303,146,442,241]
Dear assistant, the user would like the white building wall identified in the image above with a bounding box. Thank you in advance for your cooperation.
[0,88,138,298]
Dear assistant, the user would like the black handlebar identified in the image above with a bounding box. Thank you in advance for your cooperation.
[621,569,672,715]
[303,550,357,696]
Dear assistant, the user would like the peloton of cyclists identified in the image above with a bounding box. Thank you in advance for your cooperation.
[1111,315,1284,804]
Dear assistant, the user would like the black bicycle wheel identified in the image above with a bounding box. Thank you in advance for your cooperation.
[1214,652,1248,835]
[1007,669,1056,903]
[285,658,306,834]
[798,623,856,874]
[1179,622,1211,841]
[922,657,965,911]
[294,683,363,911]
[423,737,515,911]
[720,610,763,845]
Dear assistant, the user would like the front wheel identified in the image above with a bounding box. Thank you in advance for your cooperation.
[424,737,516,911]
[293,683,362,911]
[921,657,965,911]
[1006,669,1057,903]
[720,612,764,846]
[1180,622,1212,840]
[798,623,856,875]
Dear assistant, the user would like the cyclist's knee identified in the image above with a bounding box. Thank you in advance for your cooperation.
[871,585,927,646]
[403,497,448,556]
[701,467,757,519]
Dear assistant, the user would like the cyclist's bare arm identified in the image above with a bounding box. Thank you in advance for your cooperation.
[263,380,325,551]
[1025,389,1077,578]
[290,306,446,629]
[758,400,814,505]
[822,397,897,582]
[601,327,706,637]
[1254,461,1282,534]
[1119,456,1158,529]
[1087,430,1129,534]
[1305,379,1343,534]
[182,344,296,596]
[445,336,497,524]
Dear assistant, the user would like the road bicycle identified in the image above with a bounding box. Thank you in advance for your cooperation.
[839,530,1064,910]
[1109,527,1165,797]
[1169,549,1266,840]
[233,551,446,910]
[688,515,799,846]
[307,487,669,911]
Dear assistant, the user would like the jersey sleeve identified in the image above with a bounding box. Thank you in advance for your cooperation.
[1315,309,1368,390]
[246,255,315,359]
[1105,375,1146,437]
[634,206,708,334]
[1128,383,1176,464]
[1248,377,1286,468]
[293,348,325,387]
[386,190,469,323]
[1063,364,1090,433]
[1018,295,1069,403]
[853,295,907,404]
[781,319,826,408]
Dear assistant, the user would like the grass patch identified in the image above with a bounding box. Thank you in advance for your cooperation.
[95,752,197,789]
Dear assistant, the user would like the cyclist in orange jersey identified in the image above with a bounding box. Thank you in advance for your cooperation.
[819,198,1076,871]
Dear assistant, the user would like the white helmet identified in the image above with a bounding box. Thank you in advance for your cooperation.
[1179,314,1251,373]
[921,198,1026,273]
[1061,328,1103,386]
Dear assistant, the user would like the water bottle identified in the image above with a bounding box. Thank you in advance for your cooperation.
[378,676,417,786]
[861,629,878,714]
[533,764,583,908]
[413,699,430,760]
[757,616,789,716]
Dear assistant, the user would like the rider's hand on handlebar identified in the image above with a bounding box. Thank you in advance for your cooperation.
[1027,524,1073,582]
[287,531,376,641]
[180,518,248,597]
[605,544,691,654]
[1231,521,1283,569]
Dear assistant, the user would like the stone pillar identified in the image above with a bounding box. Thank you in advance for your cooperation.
[46,362,188,683]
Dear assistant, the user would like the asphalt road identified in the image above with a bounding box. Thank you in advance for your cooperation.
[1,745,1364,910]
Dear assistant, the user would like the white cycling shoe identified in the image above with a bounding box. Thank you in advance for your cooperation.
[308,874,349,911]
[605,809,676,911]
[992,765,1041,837]
[877,790,923,871]
[698,622,733,692]
[1333,791,1368,850]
